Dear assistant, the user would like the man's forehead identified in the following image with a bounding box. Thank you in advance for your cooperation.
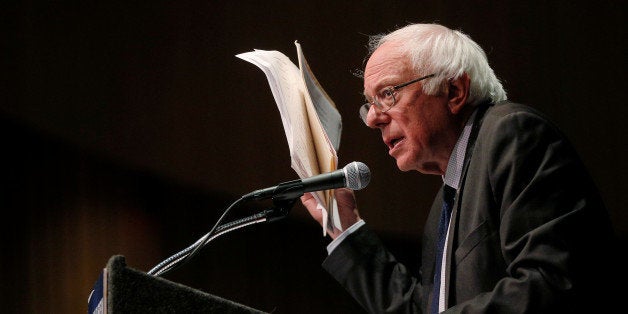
[363,49,412,95]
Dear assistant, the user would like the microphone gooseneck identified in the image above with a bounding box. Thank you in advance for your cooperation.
[148,161,371,277]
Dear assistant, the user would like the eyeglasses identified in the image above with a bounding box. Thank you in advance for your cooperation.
[359,73,436,124]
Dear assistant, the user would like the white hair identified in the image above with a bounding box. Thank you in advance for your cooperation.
[368,23,507,105]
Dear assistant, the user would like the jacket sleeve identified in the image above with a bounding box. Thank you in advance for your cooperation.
[322,224,423,314]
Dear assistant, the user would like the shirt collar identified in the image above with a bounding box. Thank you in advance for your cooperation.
[443,109,477,189]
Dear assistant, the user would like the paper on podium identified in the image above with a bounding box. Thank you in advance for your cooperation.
[236,41,342,234]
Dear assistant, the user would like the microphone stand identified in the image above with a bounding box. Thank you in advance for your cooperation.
[147,195,297,277]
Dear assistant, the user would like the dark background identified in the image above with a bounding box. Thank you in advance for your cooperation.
[1,1,626,313]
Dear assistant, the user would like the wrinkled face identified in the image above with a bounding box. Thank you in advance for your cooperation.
[363,42,458,175]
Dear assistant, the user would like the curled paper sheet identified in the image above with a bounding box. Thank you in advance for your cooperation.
[236,41,342,234]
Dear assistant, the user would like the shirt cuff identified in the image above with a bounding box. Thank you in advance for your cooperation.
[326,219,365,254]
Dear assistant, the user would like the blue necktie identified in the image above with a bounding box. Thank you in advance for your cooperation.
[431,184,456,314]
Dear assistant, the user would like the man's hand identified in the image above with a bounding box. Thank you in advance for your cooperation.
[300,188,361,239]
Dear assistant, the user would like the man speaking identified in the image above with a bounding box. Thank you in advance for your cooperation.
[300,23,617,313]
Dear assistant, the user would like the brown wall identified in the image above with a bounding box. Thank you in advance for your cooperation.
[2,1,626,313]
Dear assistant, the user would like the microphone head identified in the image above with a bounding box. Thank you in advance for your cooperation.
[343,161,371,190]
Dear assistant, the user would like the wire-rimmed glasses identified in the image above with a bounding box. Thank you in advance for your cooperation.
[359,73,436,124]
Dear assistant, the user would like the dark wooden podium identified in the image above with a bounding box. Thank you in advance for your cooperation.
[88,255,268,313]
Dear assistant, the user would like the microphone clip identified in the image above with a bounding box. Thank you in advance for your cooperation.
[262,197,296,223]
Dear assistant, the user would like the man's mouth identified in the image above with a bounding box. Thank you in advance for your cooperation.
[387,137,404,150]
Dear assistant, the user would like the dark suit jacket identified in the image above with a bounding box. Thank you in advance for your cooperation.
[322,101,617,313]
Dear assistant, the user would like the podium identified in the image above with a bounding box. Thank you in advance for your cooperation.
[89,255,268,313]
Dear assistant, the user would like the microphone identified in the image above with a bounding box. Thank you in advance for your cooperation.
[243,161,371,201]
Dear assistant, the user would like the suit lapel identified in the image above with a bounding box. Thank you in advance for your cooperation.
[442,101,493,307]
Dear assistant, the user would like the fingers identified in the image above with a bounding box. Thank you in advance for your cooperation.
[300,192,323,224]
[335,188,357,212]
[299,188,362,238]
[334,188,361,230]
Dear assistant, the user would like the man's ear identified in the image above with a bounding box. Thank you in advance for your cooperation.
[447,73,470,114]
